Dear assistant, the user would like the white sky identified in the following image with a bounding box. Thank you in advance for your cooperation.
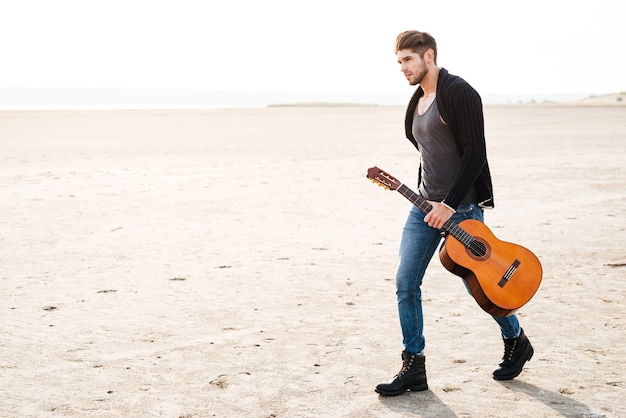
[1,0,624,96]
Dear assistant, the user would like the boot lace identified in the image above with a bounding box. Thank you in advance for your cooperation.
[502,339,518,362]
[396,356,415,377]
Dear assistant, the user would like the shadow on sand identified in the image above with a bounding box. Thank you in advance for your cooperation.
[498,380,606,418]
[377,381,605,418]
[378,390,458,418]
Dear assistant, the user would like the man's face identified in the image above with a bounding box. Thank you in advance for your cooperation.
[397,49,427,86]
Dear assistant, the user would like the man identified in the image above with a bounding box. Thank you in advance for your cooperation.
[375,30,534,397]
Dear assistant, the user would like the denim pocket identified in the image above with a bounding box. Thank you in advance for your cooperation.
[455,204,475,215]
[452,204,483,222]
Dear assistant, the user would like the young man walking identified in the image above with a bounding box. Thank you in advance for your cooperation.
[375,30,534,397]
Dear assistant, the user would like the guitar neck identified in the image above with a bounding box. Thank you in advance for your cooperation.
[367,166,477,250]
[397,183,433,214]
[396,183,470,243]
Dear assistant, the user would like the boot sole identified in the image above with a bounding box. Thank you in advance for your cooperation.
[375,383,429,396]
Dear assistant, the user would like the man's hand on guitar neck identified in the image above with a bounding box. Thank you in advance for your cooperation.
[424,201,455,229]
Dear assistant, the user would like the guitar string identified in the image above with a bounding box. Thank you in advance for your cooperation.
[397,184,514,271]
[446,222,512,271]
[370,176,513,271]
[370,175,515,272]
[372,175,529,277]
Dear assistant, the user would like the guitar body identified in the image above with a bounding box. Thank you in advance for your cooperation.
[438,219,542,317]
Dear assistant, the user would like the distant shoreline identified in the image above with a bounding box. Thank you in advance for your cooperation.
[267,102,379,108]
[1,88,623,111]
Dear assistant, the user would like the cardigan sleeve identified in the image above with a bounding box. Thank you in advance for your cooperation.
[440,81,488,210]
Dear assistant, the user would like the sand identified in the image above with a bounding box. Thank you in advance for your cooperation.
[1,104,625,417]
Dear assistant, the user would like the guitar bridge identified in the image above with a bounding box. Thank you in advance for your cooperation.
[498,259,521,287]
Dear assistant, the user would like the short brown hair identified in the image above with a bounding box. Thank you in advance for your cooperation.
[395,30,437,63]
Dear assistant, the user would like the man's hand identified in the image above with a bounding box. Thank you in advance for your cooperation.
[424,201,455,229]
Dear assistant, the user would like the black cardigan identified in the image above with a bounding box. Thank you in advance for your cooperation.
[404,68,494,209]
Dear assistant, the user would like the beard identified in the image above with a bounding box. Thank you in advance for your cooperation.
[408,63,428,86]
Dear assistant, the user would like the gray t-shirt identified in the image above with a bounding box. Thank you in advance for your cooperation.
[412,100,476,205]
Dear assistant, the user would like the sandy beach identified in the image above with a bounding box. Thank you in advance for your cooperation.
[1,103,625,417]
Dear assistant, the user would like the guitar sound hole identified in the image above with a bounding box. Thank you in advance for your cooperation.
[469,240,487,257]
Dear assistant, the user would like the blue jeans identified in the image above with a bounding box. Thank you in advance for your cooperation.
[396,204,520,354]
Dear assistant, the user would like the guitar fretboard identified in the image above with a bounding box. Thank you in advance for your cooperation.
[396,183,475,248]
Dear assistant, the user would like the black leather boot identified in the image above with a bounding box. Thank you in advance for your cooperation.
[375,350,428,396]
[493,328,534,380]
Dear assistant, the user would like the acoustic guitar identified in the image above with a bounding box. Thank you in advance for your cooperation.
[367,166,542,317]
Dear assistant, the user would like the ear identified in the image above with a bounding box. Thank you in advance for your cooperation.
[425,48,435,64]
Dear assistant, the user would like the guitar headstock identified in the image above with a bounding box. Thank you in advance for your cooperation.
[367,166,401,191]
